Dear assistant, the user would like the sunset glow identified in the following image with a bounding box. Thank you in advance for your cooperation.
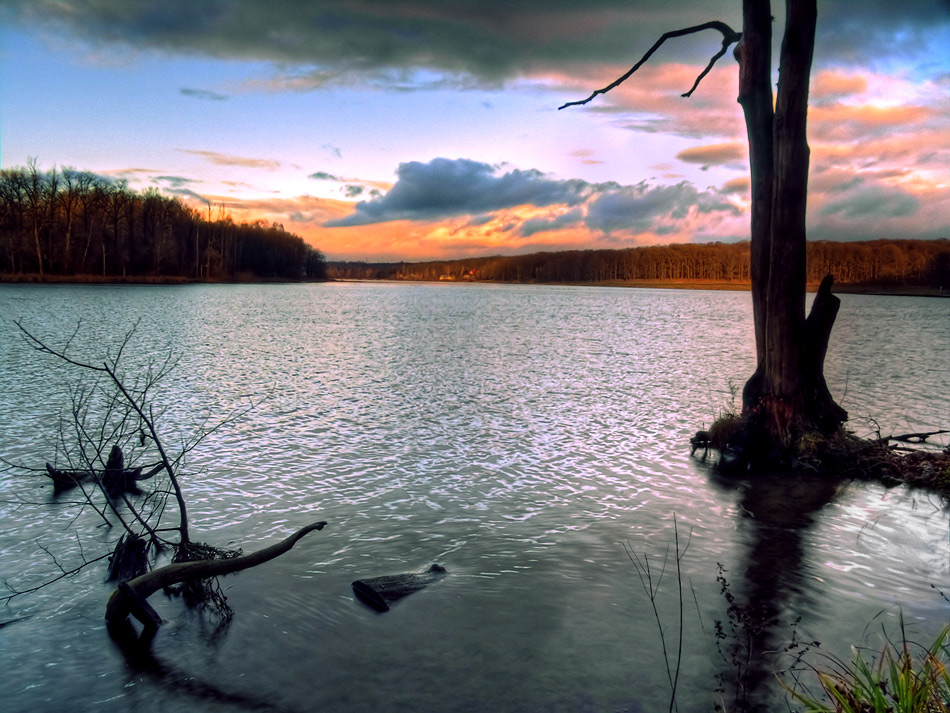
[1,1,947,262]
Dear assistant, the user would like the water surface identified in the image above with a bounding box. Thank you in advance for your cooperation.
[1,283,947,712]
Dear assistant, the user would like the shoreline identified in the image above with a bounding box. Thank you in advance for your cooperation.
[2,273,945,297]
[337,277,948,297]
[0,273,320,286]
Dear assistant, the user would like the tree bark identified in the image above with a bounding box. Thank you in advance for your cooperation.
[736,0,774,373]
[739,0,846,443]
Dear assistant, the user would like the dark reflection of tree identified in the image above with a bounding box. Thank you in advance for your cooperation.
[706,469,842,712]
[109,621,303,713]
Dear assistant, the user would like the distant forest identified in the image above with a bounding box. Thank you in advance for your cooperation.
[0,161,327,281]
[330,239,950,290]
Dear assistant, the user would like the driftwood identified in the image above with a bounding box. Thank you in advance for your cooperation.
[352,563,447,612]
[105,521,327,630]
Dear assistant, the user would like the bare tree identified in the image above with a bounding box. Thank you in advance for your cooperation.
[562,0,847,457]
[4,322,326,636]
[23,157,49,276]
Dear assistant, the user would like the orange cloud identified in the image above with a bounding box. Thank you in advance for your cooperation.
[809,102,934,142]
[811,70,868,99]
[178,149,283,170]
[721,177,750,195]
[176,192,354,231]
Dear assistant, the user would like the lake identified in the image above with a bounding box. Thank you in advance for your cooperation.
[0,282,948,712]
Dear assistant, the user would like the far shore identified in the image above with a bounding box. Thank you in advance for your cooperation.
[0,273,313,286]
[335,277,948,297]
[562,279,947,297]
[2,273,946,297]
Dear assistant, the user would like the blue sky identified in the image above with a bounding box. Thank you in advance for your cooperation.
[2,1,948,261]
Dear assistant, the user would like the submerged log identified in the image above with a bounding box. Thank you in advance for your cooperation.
[45,463,93,491]
[352,563,448,612]
[891,430,950,444]
[45,459,158,493]
[105,521,327,629]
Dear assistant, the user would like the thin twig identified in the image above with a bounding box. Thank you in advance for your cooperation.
[1,552,112,602]
[625,516,693,712]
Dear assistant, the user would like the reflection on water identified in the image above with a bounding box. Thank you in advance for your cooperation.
[0,283,947,712]
[706,468,846,712]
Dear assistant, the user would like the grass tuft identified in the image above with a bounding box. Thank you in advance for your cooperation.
[785,623,950,713]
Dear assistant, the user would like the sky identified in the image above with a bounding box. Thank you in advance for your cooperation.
[1,1,948,262]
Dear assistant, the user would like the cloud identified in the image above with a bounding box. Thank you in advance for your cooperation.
[320,156,744,254]
[814,1,950,69]
[155,175,199,189]
[519,209,585,237]
[562,62,747,140]
[805,166,949,241]
[810,70,868,101]
[809,103,934,142]
[100,167,155,181]
[180,87,228,101]
[203,193,355,226]
[721,177,750,195]
[3,1,743,82]
[675,142,746,167]
[179,149,282,170]
[9,1,945,87]
[327,158,596,226]
[818,179,919,220]
[585,181,738,233]
[164,187,210,203]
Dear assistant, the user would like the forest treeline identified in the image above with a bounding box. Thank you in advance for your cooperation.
[329,239,950,289]
[0,161,327,281]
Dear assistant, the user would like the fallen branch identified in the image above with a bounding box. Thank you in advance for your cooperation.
[352,564,447,612]
[105,521,327,629]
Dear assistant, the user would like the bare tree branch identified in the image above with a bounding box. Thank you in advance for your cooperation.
[558,21,741,110]
[2,552,112,602]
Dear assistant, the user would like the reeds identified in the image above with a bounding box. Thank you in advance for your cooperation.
[785,621,950,713]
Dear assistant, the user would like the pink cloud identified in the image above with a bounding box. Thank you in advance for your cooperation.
[809,103,934,142]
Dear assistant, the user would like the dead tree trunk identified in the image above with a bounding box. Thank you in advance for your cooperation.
[561,0,848,455]
[738,0,847,445]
